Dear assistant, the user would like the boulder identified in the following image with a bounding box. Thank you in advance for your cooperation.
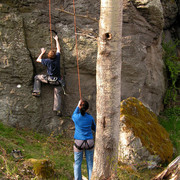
[118,97,173,168]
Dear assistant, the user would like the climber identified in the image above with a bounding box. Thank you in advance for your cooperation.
[72,100,96,180]
[32,35,62,116]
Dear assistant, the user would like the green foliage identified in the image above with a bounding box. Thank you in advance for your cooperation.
[0,113,179,180]
[159,106,180,157]
[0,122,74,179]
[162,40,180,106]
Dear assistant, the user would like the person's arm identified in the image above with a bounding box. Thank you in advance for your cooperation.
[36,48,46,63]
[72,106,80,122]
[53,35,60,53]
[91,118,96,132]
[72,100,82,121]
[78,99,82,109]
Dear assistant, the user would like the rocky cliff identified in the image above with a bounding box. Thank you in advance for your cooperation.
[0,0,179,133]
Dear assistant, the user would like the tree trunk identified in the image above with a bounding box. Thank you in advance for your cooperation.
[91,0,123,179]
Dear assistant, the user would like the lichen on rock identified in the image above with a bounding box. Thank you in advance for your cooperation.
[118,97,173,167]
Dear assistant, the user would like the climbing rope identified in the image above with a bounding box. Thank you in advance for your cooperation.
[72,0,82,100]
[49,0,53,49]
[49,0,81,99]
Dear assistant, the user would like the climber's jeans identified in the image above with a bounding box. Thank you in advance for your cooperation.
[33,74,61,111]
[74,149,94,180]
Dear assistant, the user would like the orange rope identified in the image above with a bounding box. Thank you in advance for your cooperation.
[73,0,82,100]
[49,0,53,49]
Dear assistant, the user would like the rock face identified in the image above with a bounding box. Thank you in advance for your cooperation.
[122,0,165,114]
[161,0,178,29]
[0,0,98,133]
[0,0,176,133]
[162,0,179,42]
[118,97,173,167]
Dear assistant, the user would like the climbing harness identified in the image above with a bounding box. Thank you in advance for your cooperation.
[73,0,82,100]
[47,75,66,94]
[47,76,59,84]
[74,140,94,150]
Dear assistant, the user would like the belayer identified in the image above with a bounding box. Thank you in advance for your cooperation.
[32,35,62,116]
[72,100,96,180]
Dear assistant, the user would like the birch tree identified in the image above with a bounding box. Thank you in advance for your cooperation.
[91,0,123,179]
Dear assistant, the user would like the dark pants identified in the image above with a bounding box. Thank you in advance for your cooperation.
[33,75,61,111]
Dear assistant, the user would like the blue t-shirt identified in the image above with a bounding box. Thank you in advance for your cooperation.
[72,107,96,140]
[41,52,60,79]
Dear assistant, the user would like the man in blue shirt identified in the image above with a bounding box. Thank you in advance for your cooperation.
[32,35,62,116]
[72,100,96,180]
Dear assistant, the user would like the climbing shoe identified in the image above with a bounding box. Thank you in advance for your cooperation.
[32,92,40,97]
[56,110,62,117]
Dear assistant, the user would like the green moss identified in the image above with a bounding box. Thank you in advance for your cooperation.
[25,159,54,179]
[120,97,173,163]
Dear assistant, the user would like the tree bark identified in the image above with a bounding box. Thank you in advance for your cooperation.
[91,0,123,179]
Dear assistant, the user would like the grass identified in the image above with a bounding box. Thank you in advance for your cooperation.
[0,106,179,179]
[158,106,180,157]
[0,123,75,179]
[117,166,163,180]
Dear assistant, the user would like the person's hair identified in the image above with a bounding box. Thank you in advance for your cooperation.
[48,49,56,59]
[80,100,89,116]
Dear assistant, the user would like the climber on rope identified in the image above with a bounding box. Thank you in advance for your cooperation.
[32,35,63,116]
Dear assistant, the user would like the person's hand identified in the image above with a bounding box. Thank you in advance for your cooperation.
[41,48,46,54]
[78,100,82,108]
[53,35,58,41]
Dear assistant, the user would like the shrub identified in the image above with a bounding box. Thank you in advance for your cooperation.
[162,39,180,106]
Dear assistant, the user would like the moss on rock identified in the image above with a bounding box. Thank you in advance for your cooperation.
[25,158,54,179]
[120,97,173,163]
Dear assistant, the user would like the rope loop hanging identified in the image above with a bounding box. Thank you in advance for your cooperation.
[73,0,82,100]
